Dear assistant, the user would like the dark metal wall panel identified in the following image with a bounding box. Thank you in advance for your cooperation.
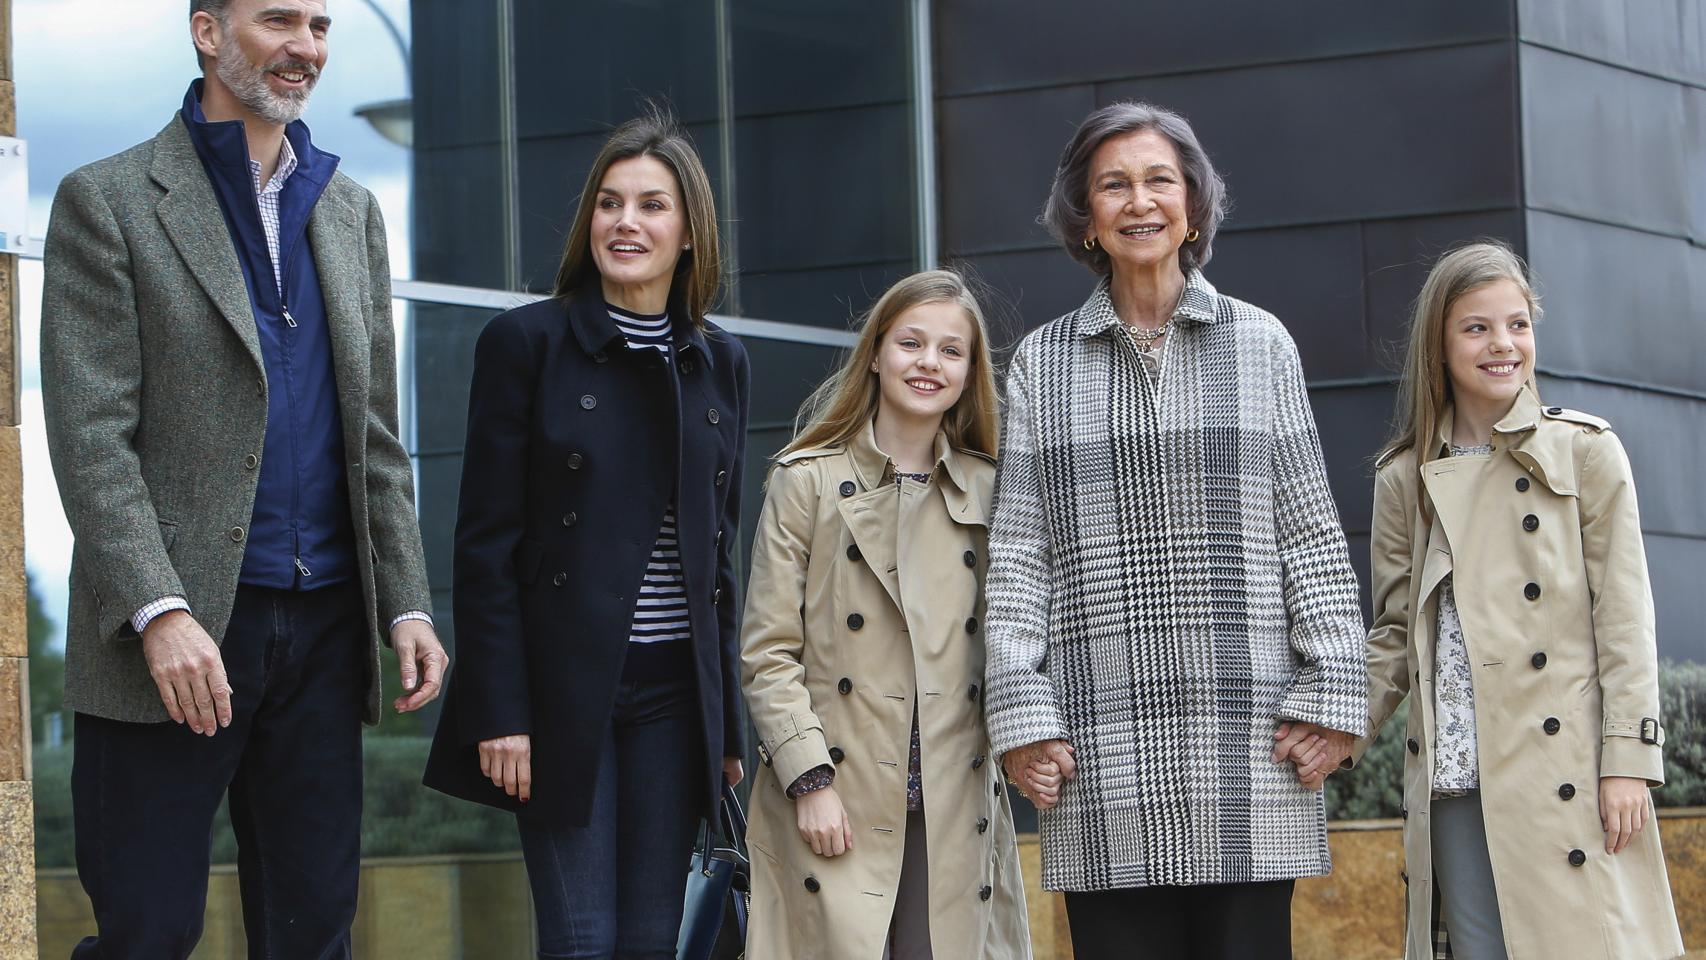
[1360,211,1529,352]
[410,0,503,148]
[412,145,510,288]
[1516,0,1706,88]
[1309,385,1395,538]
[1096,44,1521,231]
[1643,535,1706,663]
[1521,46,1694,239]
[730,2,913,116]
[1209,224,1370,380]
[738,261,915,328]
[933,0,1513,97]
[946,248,1095,345]
[1688,87,1706,245]
[1525,211,1706,394]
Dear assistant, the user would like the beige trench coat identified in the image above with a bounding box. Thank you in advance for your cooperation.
[740,421,1031,960]
[1360,387,1682,960]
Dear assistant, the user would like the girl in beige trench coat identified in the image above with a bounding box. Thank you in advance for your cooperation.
[740,271,1032,960]
[1348,243,1683,960]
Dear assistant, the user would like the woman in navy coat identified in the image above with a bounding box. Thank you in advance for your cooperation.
[425,109,750,958]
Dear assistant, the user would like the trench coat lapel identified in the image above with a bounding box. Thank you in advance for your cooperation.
[838,421,904,611]
[150,119,264,373]
[308,191,372,433]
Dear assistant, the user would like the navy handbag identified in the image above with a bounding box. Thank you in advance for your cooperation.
[678,783,750,960]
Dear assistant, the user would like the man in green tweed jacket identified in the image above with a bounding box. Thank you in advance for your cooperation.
[39,2,445,956]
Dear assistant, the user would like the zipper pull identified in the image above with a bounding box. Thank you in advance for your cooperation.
[295,557,312,578]
[282,305,298,328]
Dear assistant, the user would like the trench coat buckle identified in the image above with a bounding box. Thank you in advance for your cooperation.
[1640,718,1661,745]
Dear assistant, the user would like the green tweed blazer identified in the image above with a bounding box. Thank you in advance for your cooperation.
[40,115,432,726]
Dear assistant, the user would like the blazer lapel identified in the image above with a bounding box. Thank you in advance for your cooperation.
[309,189,371,428]
[149,119,264,373]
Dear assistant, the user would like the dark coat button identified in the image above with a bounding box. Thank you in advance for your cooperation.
[592,351,608,364]
[713,588,723,604]
[829,746,845,764]
[977,817,989,834]
[963,550,976,568]
[979,885,993,901]
[968,683,980,702]
[715,470,728,486]
[707,408,721,424]
[1523,514,1539,532]
[994,782,1000,796]
[681,358,695,374]
[847,544,862,562]
[1531,652,1547,669]
[839,480,856,497]
[229,526,246,542]
[965,617,978,634]
[1524,582,1542,601]
[243,453,259,469]
[1401,807,1408,820]
[1516,477,1530,492]
[972,755,986,770]
[1543,717,1561,735]
[1559,783,1576,800]
[567,453,584,470]
[1569,849,1586,867]
[552,572,567,587]
[838,677,853,695]
[847,613,864,630]
[562,512,578,527]
[804,876,821,893]
[1407,737,1420,755]
[580,394,597,410]
[1547,406,1564,416]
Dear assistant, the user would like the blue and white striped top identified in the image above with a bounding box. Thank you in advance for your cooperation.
[609,304,692,645]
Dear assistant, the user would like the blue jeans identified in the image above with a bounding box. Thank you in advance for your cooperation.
[516,671,703,960]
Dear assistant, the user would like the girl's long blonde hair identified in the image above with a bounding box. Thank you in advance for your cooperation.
[1379,240,1543,473]
[781,270,1000,460]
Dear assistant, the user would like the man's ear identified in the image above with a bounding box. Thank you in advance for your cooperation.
[191,11,223,66]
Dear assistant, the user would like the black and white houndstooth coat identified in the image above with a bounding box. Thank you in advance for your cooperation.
[983,270,1367,893]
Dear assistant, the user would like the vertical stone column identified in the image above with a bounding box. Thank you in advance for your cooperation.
[0,0,36,955]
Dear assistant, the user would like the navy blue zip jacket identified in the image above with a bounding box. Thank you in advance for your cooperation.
[180,81,355,589]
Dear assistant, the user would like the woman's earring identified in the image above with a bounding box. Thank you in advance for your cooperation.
[1083,236,1097,251]
[1185,228,1200,243]
[683,242,692,250]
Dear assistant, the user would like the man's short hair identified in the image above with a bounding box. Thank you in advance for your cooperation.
[191,0,235,71]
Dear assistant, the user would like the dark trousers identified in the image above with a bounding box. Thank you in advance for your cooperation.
[71,582,366,960]
[515,670,702,960]
[1065,879,1296,960]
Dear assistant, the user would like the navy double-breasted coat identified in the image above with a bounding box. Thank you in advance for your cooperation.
[424,283,751,827]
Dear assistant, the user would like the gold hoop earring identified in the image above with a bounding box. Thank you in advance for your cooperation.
[1185,228,1201,243]
[1083,236,1097,251]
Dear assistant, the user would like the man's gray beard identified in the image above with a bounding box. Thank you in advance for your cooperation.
[215,46,314,126]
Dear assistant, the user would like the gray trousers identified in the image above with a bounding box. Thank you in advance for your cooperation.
[884,810,933,960]
[1431,791,1508,960]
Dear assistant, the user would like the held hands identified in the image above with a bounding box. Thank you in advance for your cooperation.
[1273,721,1356,791]
[1600,776,1652,854]
[1001,739,1077,810]
[797,785,855,857]
[142,610,233,736]
[479,734,532,802]
[391,619,448,713]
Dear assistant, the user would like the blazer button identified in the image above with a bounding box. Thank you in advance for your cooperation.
[707,408,721,424]
[829,746,845,764]
[967,683,980,702]
[846,544,862,562]
[977,817,989,834]
[838,677,853,695]
[839,480,856,497]
[972,754,986,770]
[580,394,597,410]
[965,616,979,634]
[243,453,259,470]
[1543,717,1561,735]
[1568,849,1586,867]
[1407,737,1420,755]
[1531,651,1547,669]
[229,526,245,542]
[593,351,608,364]
[562,512,578,527]
[1559,782,1576,800]
[1522,514,1539,532]
[804,876,821,893]
[681,358,695,374]
[1524,582,1542,601]
[847,613,864,630]
[1515,476,1530,492]
[979,885,993,901]
[255,378,265,397]
[963,549,976,568]
[715,530,723,547]
[553,572,567,587]
[715,470,727,487]
[713,588,723,605]
[567,453,585,470]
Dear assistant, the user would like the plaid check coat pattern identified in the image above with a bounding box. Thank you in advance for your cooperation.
[983,270,1367,892]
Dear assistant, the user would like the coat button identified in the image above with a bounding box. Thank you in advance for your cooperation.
[567,453,585,470]
[1407,737,1420,755]
[592,350,608,364]
[1559,783,1576,800]
[1401,807,1408,820]
[553,572,567,587]
[968,683,980,702]
[1531,651,1547,669]
[562,512,578,527]
[977,817,989,834]
[243,453,259,470]
[229,526,245,542]
[1543,717,1561,735]
[839,480,856,497]
[1516,477,1530,492]
[713,588,723,605]
[838,677,852,695]
[1568,849,1586,867]
[963,549,976,568]
[715,530,723,547]
[828,746,845,764]
[681,358,695,374]
[804,876,821,893]
[972,755,986,770]
[1523,514,1539,532]
[580,394,597,410]
[255,378,265,396]
[707,408,721,424]
[994,782,1001,796]
[1524,582,1542,601]
[965,617,979,634]
[847,544,862,561]
[847,613,864,630]
[1547,406,1564,416]
[979,885,993,901]
[715,470,727,486]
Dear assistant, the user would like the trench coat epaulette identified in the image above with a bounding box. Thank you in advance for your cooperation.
[774,444,838,466]
[1539,405,1611,432]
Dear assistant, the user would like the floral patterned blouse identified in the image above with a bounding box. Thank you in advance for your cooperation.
[1431,442,1492,797]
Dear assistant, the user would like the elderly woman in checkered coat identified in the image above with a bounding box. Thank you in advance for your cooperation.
[982,101,1367,960]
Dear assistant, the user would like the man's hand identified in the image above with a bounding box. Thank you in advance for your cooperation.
[1002,739,1077,810]
[1273,721,1356,791]
[479,734,531,802]
[796,785,854,857]
[1600,776,1652,854]
[142,610,232,736]
[391,619,448,713]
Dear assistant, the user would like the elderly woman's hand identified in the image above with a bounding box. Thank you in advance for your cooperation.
[1002,739,1077,809]
[1273,721,1355,791]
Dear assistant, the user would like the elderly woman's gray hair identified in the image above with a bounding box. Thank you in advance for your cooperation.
[1042,101,1228,275]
